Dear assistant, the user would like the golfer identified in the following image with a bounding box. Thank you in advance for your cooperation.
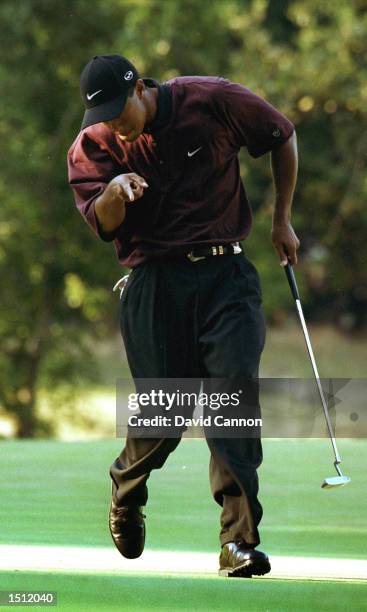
[67,54,299,578]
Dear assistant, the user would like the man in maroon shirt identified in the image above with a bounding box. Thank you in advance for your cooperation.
[68,54,299,578]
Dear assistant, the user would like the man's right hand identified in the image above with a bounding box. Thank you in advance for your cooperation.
[95,172,149,234]
[106,173,149,204]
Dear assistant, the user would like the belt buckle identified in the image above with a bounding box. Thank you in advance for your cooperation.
[211,245,225,256]
[187,251,206,262]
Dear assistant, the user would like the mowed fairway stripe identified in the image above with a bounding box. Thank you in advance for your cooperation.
[0,545,366,581]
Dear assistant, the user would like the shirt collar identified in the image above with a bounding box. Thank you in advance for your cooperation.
[143,79,172,134]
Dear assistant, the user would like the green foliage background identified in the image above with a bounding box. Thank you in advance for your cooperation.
[0,0,366,436]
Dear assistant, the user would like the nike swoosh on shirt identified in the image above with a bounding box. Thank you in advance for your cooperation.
[86,89,102,101]
[187,146,203,157]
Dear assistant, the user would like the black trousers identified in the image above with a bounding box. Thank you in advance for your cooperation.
[110,253,266,547]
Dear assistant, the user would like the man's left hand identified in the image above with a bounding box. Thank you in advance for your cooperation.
[271,221,300,266]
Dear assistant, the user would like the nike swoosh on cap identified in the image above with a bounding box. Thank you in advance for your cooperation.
[187,146,203,157]
[86,89,103,101]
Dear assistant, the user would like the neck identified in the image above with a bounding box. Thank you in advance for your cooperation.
[145,86,159,126]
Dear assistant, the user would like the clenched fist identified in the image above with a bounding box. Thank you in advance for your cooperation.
[95,172,149,234]
[106,173,149,203]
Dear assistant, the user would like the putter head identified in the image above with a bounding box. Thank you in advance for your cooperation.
[321,475,351,489]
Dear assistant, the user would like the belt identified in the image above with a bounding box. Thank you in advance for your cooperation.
[113,242,243,297]
[185,242,242,262]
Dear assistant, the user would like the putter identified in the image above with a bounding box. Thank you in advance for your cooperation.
[284,259,351,489]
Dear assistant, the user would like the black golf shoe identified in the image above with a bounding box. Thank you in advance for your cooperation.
[219,542,271,578]
[109,501,146,559]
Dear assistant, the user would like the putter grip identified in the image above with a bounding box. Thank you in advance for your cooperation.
[284,260,300,301]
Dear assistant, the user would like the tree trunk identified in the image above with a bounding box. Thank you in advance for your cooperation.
[2,351,42,438]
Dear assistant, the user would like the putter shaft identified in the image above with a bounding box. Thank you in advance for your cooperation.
[284,261,346,473]
[294,299,341,465]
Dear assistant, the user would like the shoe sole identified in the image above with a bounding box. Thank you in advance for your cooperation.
[219,559,271,578]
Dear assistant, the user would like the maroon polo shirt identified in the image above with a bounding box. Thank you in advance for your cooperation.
[67,76,294,268]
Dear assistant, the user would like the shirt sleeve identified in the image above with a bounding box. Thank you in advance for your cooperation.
[215,79,294,158]
[67,129,125,242]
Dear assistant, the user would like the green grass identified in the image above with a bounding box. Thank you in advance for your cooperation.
[0,439,366,558]
[0,571,365,612]
[0,438,365,611]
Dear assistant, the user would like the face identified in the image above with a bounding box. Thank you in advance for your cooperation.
[104,81,147,142]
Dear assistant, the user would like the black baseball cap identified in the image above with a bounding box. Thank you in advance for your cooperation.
[80,54,140,129]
